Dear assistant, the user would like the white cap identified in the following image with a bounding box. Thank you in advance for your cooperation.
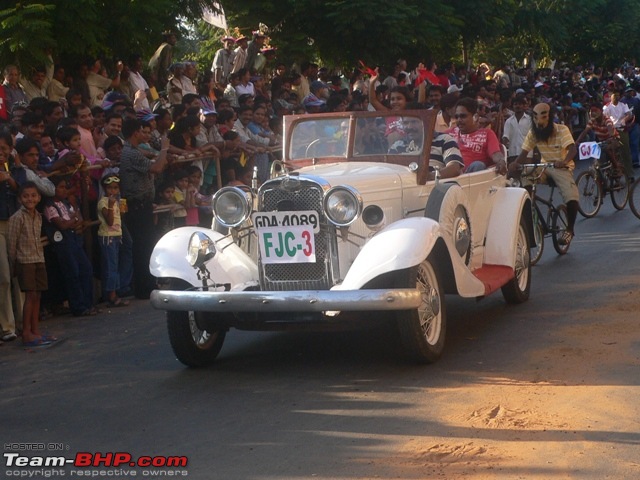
[447,84,461,94]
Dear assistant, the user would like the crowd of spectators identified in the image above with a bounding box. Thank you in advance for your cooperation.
[2,27,640,347]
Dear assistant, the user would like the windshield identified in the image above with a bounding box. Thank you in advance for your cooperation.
[290,118,349,159]
[354,116,424,156]
[288,114,425,161]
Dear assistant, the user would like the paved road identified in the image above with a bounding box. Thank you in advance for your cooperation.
[2,176,640,479]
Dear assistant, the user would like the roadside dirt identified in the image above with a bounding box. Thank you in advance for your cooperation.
[373,289,640,479]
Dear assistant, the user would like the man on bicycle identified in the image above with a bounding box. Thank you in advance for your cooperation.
[583,102,624,175]
[509,102,579,246]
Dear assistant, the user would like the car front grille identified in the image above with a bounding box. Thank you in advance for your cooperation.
[258,178,334,291]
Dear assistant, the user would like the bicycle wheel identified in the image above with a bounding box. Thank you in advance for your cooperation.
[530,216,544,266]
[629,178,640,219]
[610,172,630,210]
[551,204,571,255]
[575,170,602,218]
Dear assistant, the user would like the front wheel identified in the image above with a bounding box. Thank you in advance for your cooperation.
[551,204,571,255]
[576,170,602,218]
[396,258,446,364]
[610,172,630,210]
[502,215,531,303]
[166,280,227,368]
[629,178,640,219]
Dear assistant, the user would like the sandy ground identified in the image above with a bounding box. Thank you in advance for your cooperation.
[368,290,640,479]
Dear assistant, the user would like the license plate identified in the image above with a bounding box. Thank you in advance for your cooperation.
[252,210,320,233]
[256,225,316,264]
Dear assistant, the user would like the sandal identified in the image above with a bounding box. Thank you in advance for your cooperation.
[558,231,574,246]
[22,338,52,347]
[107,298,130,308]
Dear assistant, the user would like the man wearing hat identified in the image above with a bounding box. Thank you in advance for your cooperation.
[166,62,186,105]
[149,30,177,90]
[245,31,267,73]
[211,36,235,85]
[302,93,326,113]
[309,80,330,100]
[230,34,249,75]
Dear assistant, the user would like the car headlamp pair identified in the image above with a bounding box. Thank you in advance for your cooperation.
[212,185,364,228]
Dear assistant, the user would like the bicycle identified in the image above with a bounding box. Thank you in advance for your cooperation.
[514,163,572,265]
[627,177,640,219]
[575,139,629,217]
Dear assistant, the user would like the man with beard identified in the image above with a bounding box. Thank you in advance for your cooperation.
[510,102,579,246]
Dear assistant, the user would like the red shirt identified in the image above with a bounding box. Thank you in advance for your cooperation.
[0,84,7,121]
[447,126,502,170]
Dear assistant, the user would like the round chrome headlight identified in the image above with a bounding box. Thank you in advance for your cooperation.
[187,231,216,269]
[211,187,251,228]
[323,185,362,227]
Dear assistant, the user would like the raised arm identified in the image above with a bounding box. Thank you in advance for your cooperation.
[368,68,388,112]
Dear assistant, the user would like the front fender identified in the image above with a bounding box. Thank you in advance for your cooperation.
[150,227,259,288]
[333,217,440,290]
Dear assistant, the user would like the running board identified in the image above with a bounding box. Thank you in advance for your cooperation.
[472,265,515,296]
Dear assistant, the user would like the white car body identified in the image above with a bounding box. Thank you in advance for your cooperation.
[150,109,534,366]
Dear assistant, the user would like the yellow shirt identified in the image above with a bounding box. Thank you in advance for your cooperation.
[173,189,187,218]
[97,197,122,237]
[521,123,575,170]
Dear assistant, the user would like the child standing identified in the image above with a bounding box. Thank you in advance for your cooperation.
[43,176,96,316]
[97,175,128,308]
[153,180,177,238]
[172,169,189,227]
[7,182,55,346]
[185,165,209,226]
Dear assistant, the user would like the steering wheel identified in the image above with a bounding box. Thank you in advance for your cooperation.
[305,138,338,157]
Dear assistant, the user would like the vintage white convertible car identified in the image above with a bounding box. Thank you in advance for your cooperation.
[150,109,534,367]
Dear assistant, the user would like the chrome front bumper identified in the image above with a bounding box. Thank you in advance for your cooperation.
[150,289,422,313]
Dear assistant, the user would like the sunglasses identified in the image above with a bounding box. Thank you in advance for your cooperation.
[103,176,120,185]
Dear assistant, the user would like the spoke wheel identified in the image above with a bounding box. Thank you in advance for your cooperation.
[551,204,571,255]
[610,172,630,210]
[166,280,227,368]
[502,216,532,303]
[530,208,544,266]
[576,170,602,218]
[397,258,446,364]
[629,178,640,219]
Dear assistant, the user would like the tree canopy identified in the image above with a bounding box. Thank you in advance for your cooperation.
[2,0,640,75]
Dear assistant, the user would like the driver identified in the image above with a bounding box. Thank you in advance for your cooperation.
[510,102,579,246]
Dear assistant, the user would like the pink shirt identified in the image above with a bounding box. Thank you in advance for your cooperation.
[447,127,501,170]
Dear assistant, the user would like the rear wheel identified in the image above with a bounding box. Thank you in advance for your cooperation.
[576,170,602,218]
[551,204,571,255]
[396,258,446,364]
[502,215,531,303]
[629,178,640,219]
[610,172,629,210]
[166,280,227,368]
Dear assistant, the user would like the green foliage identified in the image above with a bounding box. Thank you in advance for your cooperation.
[0,0,219,73]
[2,0,640,77]
[0,3,55,70]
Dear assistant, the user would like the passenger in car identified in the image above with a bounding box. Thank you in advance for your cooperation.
[447,97,507,175]
[388,117,463,181]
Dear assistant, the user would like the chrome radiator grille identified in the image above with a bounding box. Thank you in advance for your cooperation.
[259,179,333,291]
